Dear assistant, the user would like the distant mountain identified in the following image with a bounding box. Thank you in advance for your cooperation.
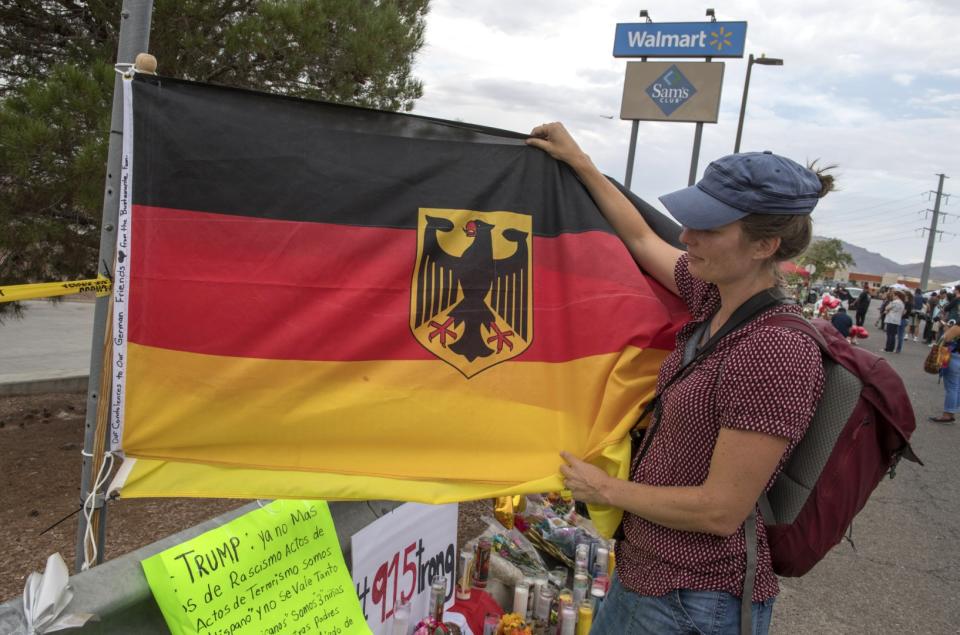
[812,236,960,283]
[900,262,960,282]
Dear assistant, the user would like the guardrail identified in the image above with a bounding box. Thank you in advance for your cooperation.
[0,500,400,633]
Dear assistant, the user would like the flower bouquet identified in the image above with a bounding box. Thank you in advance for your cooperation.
[496,613,533,635]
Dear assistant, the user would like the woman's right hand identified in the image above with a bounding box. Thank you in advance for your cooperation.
[526,122,589,168]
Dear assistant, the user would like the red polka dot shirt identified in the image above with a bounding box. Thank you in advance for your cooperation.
[616,254,825,602]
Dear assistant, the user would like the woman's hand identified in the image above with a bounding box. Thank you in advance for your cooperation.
[944,324,960,342]
[526,122,589,168]
[559,451,613,506]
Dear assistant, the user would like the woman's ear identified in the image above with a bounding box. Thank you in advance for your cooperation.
[751,236,782,261]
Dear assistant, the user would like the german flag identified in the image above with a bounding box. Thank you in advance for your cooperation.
[110,75,687,532]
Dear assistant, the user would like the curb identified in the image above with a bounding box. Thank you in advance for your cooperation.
[0,371,89,397]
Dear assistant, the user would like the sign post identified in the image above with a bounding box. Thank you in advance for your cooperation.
[613,18,746,191]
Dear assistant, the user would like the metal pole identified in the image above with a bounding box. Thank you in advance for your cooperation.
[624,120,640,190]
[75,0,153,573]
[919,173,948,291]
[688,122,703,186]
[734,54,754,153]
[623,56,647,191]
[688,55,713,185]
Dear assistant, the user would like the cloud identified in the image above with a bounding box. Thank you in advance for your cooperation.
[411,0,960,264]
[433,0,585,36]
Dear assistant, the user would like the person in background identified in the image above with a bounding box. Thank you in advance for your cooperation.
[909,290,926,342]
[935,290,950,343]
[834,284,851,309]
[895,290,910,353]
[883,290,904,353]
[853,282,871,327]
[831,305,853,342]
[876,288,890,330]
[929,321,960,425]
[924,293,940,345]
[529,122,833,635]
[944,286,960,325]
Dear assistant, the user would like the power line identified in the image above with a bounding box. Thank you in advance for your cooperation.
[918,227,957,241]
[839,192,926,214]
[868,236,922,245]
[819,212,928,231]
[838,228,926,241]
[817,202,928,222]
[815,216,929,240]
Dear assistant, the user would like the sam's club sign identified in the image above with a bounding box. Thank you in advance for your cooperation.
[614,22,747,58]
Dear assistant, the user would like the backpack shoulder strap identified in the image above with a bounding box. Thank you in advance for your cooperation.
[741,311,826,635]
[630,288,787,460]
[763,313,830,355]
[742,509,758,635]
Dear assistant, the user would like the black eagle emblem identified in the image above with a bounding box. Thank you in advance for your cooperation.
[413,216,530,363]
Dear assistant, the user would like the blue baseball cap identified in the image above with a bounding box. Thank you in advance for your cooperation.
[659,151,822,230]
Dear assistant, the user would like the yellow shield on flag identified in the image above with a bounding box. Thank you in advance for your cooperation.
[410,208,533,378]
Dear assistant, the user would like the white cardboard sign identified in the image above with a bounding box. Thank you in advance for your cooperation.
[351,503,459,635]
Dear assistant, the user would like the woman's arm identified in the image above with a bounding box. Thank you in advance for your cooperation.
[560,428,788,536]
[526,122,683,295]
[560,427,789,537]
[944,324,960,342]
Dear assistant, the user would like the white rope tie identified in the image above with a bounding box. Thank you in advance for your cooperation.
[81,451,116,571]
[114,63,134,78]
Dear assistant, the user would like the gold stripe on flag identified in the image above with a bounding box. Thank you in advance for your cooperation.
[121,342,667,485]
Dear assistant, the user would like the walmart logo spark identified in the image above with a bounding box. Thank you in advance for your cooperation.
[709,26,733,51]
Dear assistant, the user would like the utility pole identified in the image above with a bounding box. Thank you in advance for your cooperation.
[919,173,949,291]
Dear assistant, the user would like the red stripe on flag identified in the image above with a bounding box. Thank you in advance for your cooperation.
[130,206,683,362]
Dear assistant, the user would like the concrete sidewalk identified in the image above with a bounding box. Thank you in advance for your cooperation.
[0,299,95,394]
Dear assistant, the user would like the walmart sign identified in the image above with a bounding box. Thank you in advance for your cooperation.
[613,22,747,58]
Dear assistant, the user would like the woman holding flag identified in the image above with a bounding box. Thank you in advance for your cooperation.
[528,123,834,635]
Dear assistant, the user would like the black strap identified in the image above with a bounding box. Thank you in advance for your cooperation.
[741,509,758,635]
[630,287,788,466]
[612,287,789,543]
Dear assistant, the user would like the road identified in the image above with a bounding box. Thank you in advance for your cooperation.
[0,300,957,632]
[0,299,95,381]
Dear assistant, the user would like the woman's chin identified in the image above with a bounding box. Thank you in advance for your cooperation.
[688,258,710,280]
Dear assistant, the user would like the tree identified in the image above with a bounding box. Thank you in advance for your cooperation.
[0,1,428,106]
[0,0,429,312]
[798,238,856,280]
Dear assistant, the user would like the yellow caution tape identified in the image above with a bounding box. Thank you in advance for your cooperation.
[0,275,112,303]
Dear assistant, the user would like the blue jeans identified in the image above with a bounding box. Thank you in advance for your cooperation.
[591,576,775,634]
[884,323,898,352]
[945,353,960,414]
[896,318,907,352]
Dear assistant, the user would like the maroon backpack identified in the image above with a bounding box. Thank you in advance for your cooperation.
[745,314,921,562]
[737,315,921,634]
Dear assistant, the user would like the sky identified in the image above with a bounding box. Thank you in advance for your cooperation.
[409,0,960,269]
